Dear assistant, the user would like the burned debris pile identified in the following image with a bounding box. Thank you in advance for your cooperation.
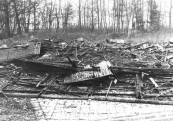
[1,38,173,105]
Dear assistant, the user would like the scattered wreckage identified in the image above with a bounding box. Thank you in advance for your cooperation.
[1,37,173,105]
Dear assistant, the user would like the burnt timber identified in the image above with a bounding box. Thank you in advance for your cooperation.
[2,39,173,105]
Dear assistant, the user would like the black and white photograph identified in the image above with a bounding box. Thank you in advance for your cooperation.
[1,0,173,120]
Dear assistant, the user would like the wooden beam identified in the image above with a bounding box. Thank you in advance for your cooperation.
[135,73,143,99]
[149,77,159,88]
[36,73,52,87]
[1,93,173,105]
[106,80,113,97]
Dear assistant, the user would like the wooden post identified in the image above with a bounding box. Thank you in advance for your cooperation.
[106,80,113,97]
[135,73,143,99]
[36,73,52,87]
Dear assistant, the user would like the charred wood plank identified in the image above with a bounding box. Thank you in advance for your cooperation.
[111,66,173,75]
[51,87,81,97]
[2,89,58,94]
[92,96,173,105]
[36,73,52,87]
[143,94,173,98]
[106,80,114,97]
[111,66,140,74]
[65,56,77,68]
[77,50,89,59]
[37,76,57,96]
[1,93,173,105]
[96,86,135,90]
[149,77,159,88]
[12,58,77,73]
[11,80,61,88]
[20,77,41,80]
[94,91,135,96]
[0,91,8,99]
[2,88,135,96]
[63,73,110,85]
[61,90,136,96]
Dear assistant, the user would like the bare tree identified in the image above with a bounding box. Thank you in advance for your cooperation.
[91,0,94,33]
[0,0,171,37]
[169,0,172,30]
[116,0,120,33]
[149,0,160,30]
[4,0,12,37]
[86,0,89,29]
[78,0,82,30]
[55,0,62,31]
[62,2,74,31]
[26,0,31,33]
[96,0,100,30]
[47,0,55,31]
[13,0,22,35]
[102,0,107,31]
[33,0,37,30]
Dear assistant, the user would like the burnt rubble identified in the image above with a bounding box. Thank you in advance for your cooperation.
[1,38,173,105]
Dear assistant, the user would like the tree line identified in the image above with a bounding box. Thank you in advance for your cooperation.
[0,0,172,38]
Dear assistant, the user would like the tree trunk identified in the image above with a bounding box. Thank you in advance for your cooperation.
[97,0,100,31]
[169,0,172,30]
[26,0,31,33]
[13,1,22,35]
[117,0,120,33]
[91,0,94,33]
[86,0,89,30]
[78,0,82,30]
[83,5,86,27]
[48,1,54,31]
[113,0,116,32]
[33,1,36,30]
[4,1,12,37]
[55,8,59,32]
[56,0,61,32]
[121,0,124,33]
